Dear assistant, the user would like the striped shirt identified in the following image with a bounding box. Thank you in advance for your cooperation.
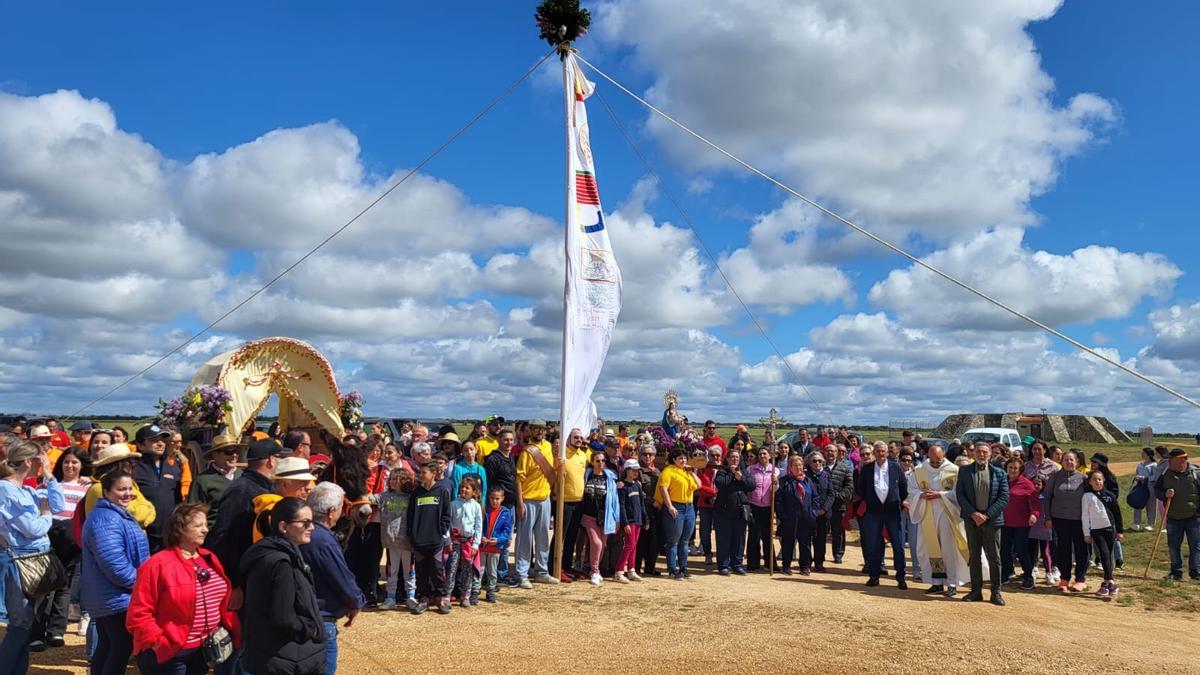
[184,556,228,648]
[53,480,91,520]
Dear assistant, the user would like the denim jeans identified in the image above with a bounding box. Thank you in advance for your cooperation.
[1166,515,1200,577]
[136,647,205,674]
[662,502,696,573]
[698,507,715,557]
[323,620,339,674]
[713,509,747,570]
[515,498,550,580]
[497,505,513,581]
[0,552,35,675]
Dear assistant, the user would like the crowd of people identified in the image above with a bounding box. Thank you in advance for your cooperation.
[0,415,1198,674]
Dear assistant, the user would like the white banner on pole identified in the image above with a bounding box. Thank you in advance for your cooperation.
[559,53,622,445]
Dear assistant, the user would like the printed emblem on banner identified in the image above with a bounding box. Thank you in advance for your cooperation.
[581,248,618,283]
[578,121,594,167]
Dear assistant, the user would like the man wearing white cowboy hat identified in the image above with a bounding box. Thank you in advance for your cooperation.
[275,456,317,501]
[80,443,157,528]
[187,433,246,526]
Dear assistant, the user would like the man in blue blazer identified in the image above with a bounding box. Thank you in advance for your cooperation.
[856,441,909,589]
[955,442,1010,605]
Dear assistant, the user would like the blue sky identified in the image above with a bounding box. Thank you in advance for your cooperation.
[1,1,1198,430]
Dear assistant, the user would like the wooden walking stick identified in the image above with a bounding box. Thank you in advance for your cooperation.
[1142,495,1173,580]
[769,471,777,577]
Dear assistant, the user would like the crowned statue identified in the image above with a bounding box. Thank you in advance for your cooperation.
[661,389,683,439]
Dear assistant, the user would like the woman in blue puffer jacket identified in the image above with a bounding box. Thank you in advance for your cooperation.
[82,471,149,675]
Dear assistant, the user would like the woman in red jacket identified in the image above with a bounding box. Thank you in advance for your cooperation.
[696,446,723,567]
[1001,457,1041,591]
[127,503,240,674]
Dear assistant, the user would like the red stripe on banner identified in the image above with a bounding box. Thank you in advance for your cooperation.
[575,172,600,205]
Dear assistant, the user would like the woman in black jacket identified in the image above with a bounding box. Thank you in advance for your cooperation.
[239,497,326,675]
[713,449,756,576]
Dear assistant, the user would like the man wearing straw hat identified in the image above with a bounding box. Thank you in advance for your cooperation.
[1155,449,1200,581]
[187,433,246,526]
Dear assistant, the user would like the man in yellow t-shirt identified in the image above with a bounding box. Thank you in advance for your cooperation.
[475,415,504,460]
[549,428,589,580]
[513,420,557,587]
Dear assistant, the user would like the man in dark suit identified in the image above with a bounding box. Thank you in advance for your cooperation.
[856,441,909,589]
[955,442,1010,605]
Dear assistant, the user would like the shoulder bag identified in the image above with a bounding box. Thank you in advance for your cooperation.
[13,549,68,599]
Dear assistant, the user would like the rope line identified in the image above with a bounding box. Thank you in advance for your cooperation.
[575,52,1200,412]
[591,87,837,428]
[64,48,558,421]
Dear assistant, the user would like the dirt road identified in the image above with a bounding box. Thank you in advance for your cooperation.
[22,543,1196,675]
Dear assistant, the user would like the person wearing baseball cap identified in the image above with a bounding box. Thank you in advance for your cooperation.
[131,424,183,553]
[476,416,505,461]
[69,421,94,449]
[187,433,245,527]
[205,438,290,596]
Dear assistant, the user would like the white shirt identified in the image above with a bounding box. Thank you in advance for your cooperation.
[873,460,890,504]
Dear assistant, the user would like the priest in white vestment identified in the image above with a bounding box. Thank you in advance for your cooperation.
[906,446,980,595]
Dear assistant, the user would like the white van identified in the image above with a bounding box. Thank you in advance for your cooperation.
[960,427,1023,450]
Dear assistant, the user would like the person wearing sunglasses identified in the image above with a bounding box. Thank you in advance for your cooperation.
[635,445,662,577]
[127,503,240,674]
[240,497,326,674]
[187,435,245,528]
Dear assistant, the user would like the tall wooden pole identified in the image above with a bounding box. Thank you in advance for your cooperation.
[551,45,571,580]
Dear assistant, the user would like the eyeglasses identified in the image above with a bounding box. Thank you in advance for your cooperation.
[288,519,315,529]
[705,426,716,431]
[900,458,913,463]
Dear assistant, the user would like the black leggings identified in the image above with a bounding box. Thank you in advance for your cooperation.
[93,611,133,675]
[1091,527,1116,581]
[1053,518,1089,583]
[746,506,773,570]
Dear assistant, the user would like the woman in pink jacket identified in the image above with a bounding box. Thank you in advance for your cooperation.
[1001,457,1041,591]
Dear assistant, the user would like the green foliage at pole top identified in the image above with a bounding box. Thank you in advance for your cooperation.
[535,0,591,49]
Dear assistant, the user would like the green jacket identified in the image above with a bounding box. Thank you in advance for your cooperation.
[188,464,244,526]
[1155,466,1200,520]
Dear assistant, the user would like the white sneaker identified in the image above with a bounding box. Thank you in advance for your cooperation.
[534,574,560,585]
[77,613,90,637]
[614,572,629,584]
[589,572,602,586]
[518,578,534,589]
[626,570,643,582]
[380,598,396,610]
